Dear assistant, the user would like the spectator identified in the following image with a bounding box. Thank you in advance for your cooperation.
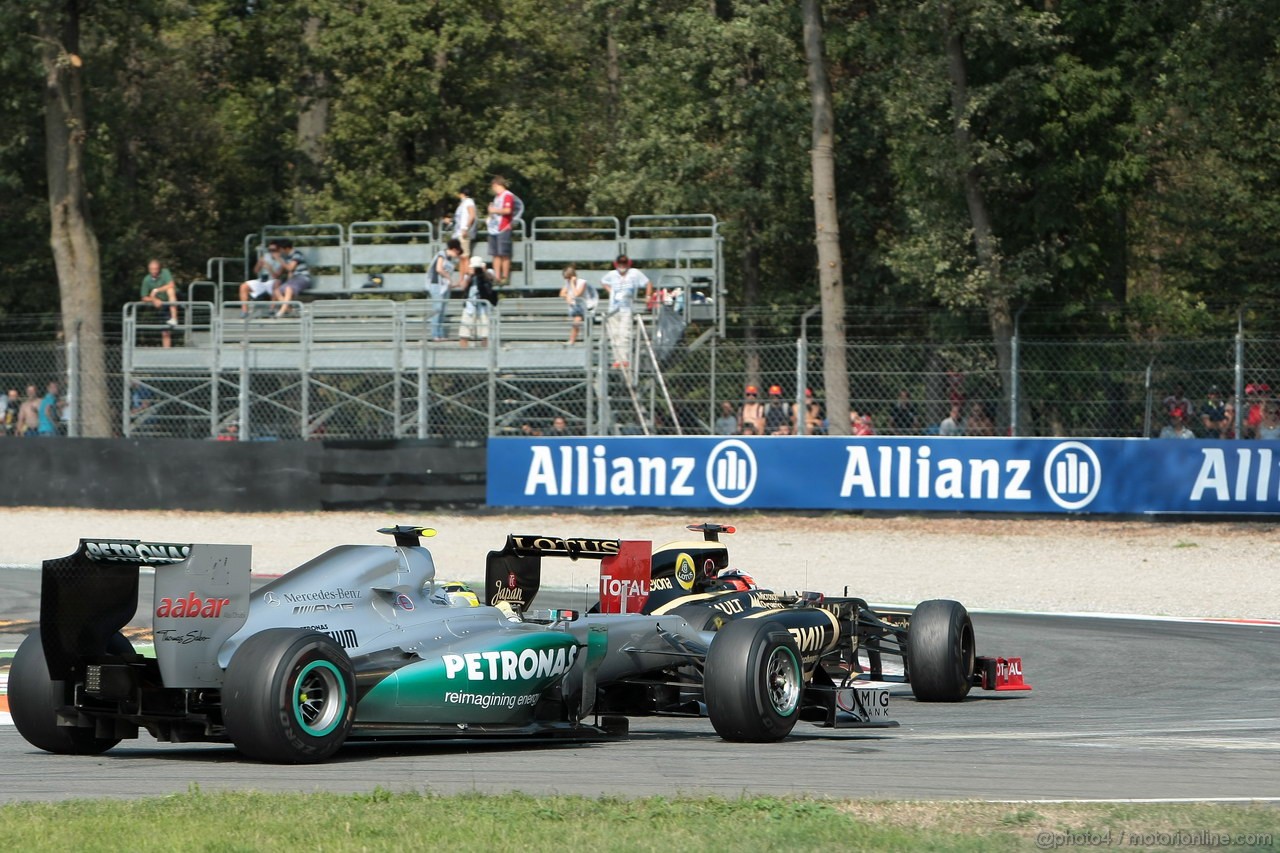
[38,381,60,437]
[763,385,790,434]
[772,422,793,436]
[1243,383,1270,438]
[548,416,571,437]
[738,385,765,435]
[967,402,995,436]
[520,422,543,437]
[1162,385,1192,418]
[792,388,823,435]
[487,176,517,286]
[460,256,494,348]
[939,403,964,436]
[1159,407,1195,439]
[890,389,918,434]
[454,188,478,267]
[428,238,464,342]
[1,388,18,435]
[274,239,310,318]
[601,254,652,369]
[853,413,876,436]
[740,422,758,436]
[560,265,590,345]
[1200,386,1230,439]
[129,380,154,416]
[15,385,40,436]
[238,242,284,315]
[140,259,179,347]
[1257,400,1280,440]
[714,401,738,435]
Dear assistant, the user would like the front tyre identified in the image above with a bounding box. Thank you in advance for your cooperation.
[9,629,128,755]
[906,599,975,702]
[222,629,355,763]
[704,618,803,742]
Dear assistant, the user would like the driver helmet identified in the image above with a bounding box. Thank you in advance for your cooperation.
[431,580,480,607]
[716,569,756,591]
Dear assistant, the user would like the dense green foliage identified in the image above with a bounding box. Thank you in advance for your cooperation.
[2,0,1278,339]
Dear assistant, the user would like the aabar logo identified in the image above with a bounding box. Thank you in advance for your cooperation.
[156,592,231,618]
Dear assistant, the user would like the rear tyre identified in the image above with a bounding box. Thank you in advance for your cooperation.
[906,599,975,702]
[9,629,130,755]
[704,618,802,742]
[222,629,355,763]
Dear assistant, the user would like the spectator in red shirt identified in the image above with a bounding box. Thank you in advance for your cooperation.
[487,176,516,286]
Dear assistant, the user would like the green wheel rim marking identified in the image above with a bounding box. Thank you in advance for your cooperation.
[765,645,801,717]
[292,660,346,737]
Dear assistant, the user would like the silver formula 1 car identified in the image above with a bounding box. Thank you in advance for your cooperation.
[11,524,1027,763]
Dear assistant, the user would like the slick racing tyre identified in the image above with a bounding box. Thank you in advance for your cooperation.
[10,629,131,755]
[223,629,355,763]
[704,618,803,742]
[906,599,975,702]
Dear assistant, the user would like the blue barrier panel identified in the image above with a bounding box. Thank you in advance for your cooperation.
[487,437,1280,515]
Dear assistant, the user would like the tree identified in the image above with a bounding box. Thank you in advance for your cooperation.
[37,0,109,437]
[801,0,850,435]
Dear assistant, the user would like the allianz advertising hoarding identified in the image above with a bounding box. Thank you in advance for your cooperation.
[487,437,1280,514]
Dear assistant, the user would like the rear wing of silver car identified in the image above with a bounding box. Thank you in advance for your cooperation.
[41,539,252,688]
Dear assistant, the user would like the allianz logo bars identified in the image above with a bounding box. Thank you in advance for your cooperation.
[488,437,1280,514]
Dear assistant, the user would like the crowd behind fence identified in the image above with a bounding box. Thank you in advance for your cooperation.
[3,320,1278,441]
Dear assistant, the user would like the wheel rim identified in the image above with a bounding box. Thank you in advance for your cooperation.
[765,646,801,716]
[292,661,346,737]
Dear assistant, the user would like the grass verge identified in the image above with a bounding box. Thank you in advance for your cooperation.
[0,790,1275,852]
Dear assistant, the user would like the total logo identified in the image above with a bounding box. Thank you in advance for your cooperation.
[443,645,580,682]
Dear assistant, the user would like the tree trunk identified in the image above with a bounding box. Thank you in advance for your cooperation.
[39,0,110,438]
[294,15,329,220]
[801,0,850,436]
[941,8,1028,434]
[741,221,761,390]
[604,6,621,132]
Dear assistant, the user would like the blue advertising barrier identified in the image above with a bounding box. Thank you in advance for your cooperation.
[487,437,1280,515]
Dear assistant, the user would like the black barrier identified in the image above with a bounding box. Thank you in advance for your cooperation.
[0,438,484,511]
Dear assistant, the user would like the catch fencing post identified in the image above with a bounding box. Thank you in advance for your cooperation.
[67,327,79,437]
[1235,306,1246,441]
[797,307,820,435]
[1010,305,1026,437]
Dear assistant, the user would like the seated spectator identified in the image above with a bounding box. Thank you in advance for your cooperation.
[740,421,758,436]
[939,403,964,436]
[274,239,310,318]
[1257,401,1280,440]
[520,422,543,437]
[548,416,572,437]
[739,386,765,434]
[15,385,39,436]
[1200,386,1230,439]
[1159,407,1195,439]
[239,241,284,315]
[714,401,738,435]
[1243,383,1270,438]
[560,265,591,345]
[460,256,494,348]
[140,259,179,347]
[966,402,995,436]
[38,381,60,437]
[763,385,790,434]
[853,413,876,436]
[890,389,918,434]
[792,388,823,435]
[129,380,154,416]
[1,387,17,435]
[1162,385,1192,418]
[772,423,793,436]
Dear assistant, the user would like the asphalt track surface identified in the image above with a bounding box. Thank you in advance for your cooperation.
[1,568,1279,803]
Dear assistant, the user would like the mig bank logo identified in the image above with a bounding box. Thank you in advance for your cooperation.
[706,439,758,506]
[1043,441,1101,510]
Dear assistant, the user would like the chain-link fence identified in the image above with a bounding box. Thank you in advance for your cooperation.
[5,311,1279,441]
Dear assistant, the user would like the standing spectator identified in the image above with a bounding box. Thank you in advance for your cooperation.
[939,403,964,436]
[738,386,765,435]
[238,241,284,314]
[967,402,995,436]
[140,259,179,347]
[15,385,40,436]
[454,188,478,287]
[792,388,823,435]
[460,256,494,348]
[890,389,918,434]
[1162,385,1192,418]
[427,239,463,342]
[1200,386,1230,439]
[1257,401,1280,440]
[1159,407,1195,439]
[560,265,590,345]
[714,401,738,435]
[1242,383,1270,438]
[38,381,60,437]
[274,239,310,318]
[763,385,790,435]
[600,254,652,369]
[486,176,517,286]
[1,388,18,435]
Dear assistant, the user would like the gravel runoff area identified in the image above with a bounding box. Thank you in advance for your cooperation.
[1,507,1277,620]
